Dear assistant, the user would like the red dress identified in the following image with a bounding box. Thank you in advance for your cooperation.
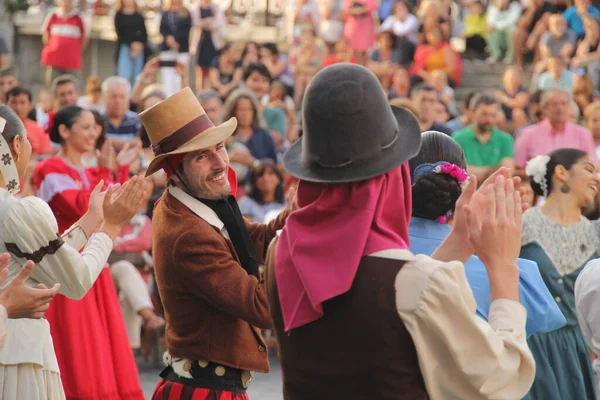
[33,156,144,400]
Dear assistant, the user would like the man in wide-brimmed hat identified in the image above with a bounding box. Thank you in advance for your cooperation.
[265,63,535,399]
[141,87,293,399]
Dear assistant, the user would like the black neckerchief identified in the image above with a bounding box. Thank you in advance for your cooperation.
[199,195,261,277]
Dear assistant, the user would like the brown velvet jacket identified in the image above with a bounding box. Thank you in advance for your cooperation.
[152,189,288,373]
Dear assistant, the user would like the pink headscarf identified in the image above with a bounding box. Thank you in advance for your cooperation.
[274,163,412,332]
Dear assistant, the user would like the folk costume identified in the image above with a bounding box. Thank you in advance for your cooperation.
[265,64,536,400]
[0,117,130,400]
[32,155,144,399]
[141,88,288,400]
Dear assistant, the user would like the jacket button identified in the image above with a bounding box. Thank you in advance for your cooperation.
[258,345,266,352]
[183,361,192,372]
[557,278,564,284]
[555,296,562,303]
[198,360,208,368]
[215,366,226,376]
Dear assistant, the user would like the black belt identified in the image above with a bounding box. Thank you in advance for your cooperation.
[159,362,249,393]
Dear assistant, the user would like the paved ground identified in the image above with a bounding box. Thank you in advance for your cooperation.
[137,352,283,399]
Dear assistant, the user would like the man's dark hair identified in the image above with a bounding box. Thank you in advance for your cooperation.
[243,63,272,83]
[5,86,32,103]
[469,93,497,110]
[410,83,437,98]
[51,74,79,94]
[531,89,544,105]
[463,91,477,110]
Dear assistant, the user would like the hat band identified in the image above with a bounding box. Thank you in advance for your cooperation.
[152,114,214,156]
[314,131,399,169]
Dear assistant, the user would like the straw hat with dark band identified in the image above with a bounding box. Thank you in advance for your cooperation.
[141,87,237,176]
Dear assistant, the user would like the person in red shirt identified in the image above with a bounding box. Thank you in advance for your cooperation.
[6,87,53,157]
[323,37,359,66]
[41,0,88,87]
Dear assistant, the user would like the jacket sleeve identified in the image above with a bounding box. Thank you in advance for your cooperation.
[396,255,535,400]
[245,209,289,264]
[173,229,272,329]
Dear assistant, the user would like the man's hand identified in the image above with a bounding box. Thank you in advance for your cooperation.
[284,186,298,214]
[0,254,60,319]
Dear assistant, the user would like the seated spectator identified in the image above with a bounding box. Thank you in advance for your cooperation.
[262,80,295,136]
[538,57,575,92]
[293,0,320,44]
[5,87,53,158]
[410,28,460,86]
[208,43,243,99]
[47,74,80,146]
[387,66,411,99]
[290,26,326,106]
[197,87,223,125]
[77,76,105,113]
[260,42,294,92]
[512,0,557,68]
[573,70,598,115]
[428,69,457,116]
[240,41,260,69]
[564,0,600,40]
[379,0,419,65]
[539,14,576,67]
[496,66,530,132]
[341,0,377,64]
[486,0,522,64]
[584,101,600,157]
[463,0,488,60]
[515,88,598,170]
[446,91,477,133]
[411,83,453,134]
[239,162,286,223]
[129,57,187,111]
[102,76,142,151]
[573,15,600,89]
[243,63,288,138]
[434,99,452,125]
[0,68,18,105]
[323,37,358,66]
[223,89,278,184]
[35,88,54,130]
[108,178,164,350]
[452,93,515,183]
[320,0,345,47]
[417,0,451,41]
[367,31,402,91]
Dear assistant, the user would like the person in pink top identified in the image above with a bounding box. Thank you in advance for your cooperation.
[515,88,598,170]
[5,87,52,157]
[342,0,377,64]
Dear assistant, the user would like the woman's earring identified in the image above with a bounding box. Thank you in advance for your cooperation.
[16,153,20,163]
[560,183,570,194]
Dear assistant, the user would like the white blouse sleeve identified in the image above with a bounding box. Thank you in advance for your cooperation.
[0,305,6,351]
[3,196,113,300]
[395,255,535,400]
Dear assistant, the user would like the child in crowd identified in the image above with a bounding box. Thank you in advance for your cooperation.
[41,0,88,87]
[428,69,458,116]
[0,68,18,105]
[463,0,487,60]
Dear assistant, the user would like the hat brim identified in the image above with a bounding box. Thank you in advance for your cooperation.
[145,117,237,176]
[282,106,421,183]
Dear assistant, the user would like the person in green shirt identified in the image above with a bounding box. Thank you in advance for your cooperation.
[452,93,515,183]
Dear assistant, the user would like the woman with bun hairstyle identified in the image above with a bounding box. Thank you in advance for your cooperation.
[408,131,565,337]
[33,105,146,400]
[0,104,146,399]
[520,149,600,400]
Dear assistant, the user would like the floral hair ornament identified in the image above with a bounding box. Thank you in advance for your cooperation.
[413,161,470,224]
[0,117,20,195]
[525,155,551,197]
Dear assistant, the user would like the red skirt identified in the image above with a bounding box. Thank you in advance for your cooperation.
[46,268,145,400]
[152,379,250,400]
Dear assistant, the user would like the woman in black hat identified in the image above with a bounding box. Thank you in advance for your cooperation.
[265,64,535,400]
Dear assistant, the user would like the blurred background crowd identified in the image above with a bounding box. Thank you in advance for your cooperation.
[3,0,600,389]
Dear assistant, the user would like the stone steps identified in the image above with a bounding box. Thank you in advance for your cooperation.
[455,60,534,101]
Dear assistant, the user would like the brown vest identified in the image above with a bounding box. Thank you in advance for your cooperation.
[266,252,429,400]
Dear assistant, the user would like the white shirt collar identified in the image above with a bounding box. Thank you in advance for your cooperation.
[169,186,224,231]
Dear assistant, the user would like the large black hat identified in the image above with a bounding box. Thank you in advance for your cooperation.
[283,63,421,183]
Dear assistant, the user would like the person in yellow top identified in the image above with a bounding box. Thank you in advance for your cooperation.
[463,0,488,59]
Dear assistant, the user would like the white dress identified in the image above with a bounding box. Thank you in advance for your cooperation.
[0,188,113,400]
